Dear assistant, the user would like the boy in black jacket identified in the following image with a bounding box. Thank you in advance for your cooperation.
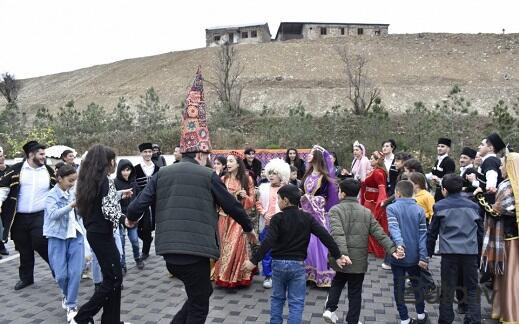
[243,184,347,324]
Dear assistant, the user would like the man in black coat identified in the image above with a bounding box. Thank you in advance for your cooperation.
[427,138,456,201]
[134,142,160,260]
[0,141,56,290]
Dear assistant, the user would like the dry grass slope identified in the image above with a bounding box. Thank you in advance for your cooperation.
[13,33,519,115]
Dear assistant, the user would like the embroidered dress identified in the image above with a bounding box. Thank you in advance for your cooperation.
[212,176,256,288]
[301,172,335,287]
[360,168,389,258]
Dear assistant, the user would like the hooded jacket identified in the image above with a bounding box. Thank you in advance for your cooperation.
[114,159,137,216]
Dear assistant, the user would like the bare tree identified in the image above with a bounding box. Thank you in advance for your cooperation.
[0,73,22,103]
[336,46,380,115]
[207,42,245,116]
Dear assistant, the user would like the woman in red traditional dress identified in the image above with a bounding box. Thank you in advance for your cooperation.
[212,151,256,288]
[360,151,389,263]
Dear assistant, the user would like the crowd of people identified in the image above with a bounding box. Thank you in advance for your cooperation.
[0,68,517,324]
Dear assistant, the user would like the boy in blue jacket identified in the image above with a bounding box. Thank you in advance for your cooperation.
[387,180,429,324]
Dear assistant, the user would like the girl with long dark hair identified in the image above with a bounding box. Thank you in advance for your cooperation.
[360,151,389,263]
[301,145,339,287]
[44,164,83,322]
[73,144,131,324]
[285,148,306,180]
[212,155,227,177]
[212,151,256,288]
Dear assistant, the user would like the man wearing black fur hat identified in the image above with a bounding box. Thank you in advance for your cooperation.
[427,138,456,201]
[134,143,160,260]
[459,147,479,194]
[0,141,56,290]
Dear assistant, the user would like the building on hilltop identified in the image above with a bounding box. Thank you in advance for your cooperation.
[275,22,389,41]
[205,23,271,47]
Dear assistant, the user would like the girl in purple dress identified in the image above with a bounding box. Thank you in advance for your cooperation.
[301,145,339,287]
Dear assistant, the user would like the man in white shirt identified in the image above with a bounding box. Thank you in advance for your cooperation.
[381,139,399,196]
[0,141,56,290]
[133,143,159,260]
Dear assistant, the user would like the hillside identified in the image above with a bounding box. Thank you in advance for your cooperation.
[11,33,519,115]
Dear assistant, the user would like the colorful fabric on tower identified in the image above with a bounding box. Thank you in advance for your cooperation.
[179,67,212,153]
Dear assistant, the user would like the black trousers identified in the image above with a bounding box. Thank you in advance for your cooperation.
[325,272,365,324]
[10,211,50,282]
[439,254,481,324]
[166,259,213,324]
[138,208,153,256]
[75,232,123,324]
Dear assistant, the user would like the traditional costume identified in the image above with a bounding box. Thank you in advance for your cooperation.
[255,158,291,287]
[481,149,519,323]
[212,151,256,288]
[429,138,456,201]
[360,155,388,259]
[459,146,479,194]
[301,145,338,287]
[134,142,159,259]
[351,141,372,183]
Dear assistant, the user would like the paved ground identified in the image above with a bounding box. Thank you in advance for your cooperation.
[0,240,499,324]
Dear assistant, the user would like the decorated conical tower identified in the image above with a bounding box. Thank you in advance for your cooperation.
[179,67,212,153]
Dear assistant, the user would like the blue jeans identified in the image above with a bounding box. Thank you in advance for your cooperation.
[48,234,85,308]
[391,264,425,321]
[92,229,123,284]
[270,260,306,324]
[119,225,140,267]
[259,227,272,277]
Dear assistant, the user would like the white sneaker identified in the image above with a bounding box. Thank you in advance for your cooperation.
[322,309,338,323]
[263,277,272,289]
[381,262,391,270]
[61,296,67,310]
[67,307,78,322]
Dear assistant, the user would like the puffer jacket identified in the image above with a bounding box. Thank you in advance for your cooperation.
[329,196,396,273]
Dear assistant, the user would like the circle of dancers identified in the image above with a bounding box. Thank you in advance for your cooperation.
[0,69,517,324]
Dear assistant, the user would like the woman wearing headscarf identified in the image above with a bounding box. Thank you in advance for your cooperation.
[350,141,372,182]
[301,145,339,287]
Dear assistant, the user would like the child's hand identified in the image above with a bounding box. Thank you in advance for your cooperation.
[70,201,77,208]
[242,260,256,272]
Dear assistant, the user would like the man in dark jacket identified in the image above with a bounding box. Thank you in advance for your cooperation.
[0,141,56,290]
[127,152,256,323]
[127,67,256,324]
[0,146,11,257]
[427,174,481,323]
[427,137,456,201]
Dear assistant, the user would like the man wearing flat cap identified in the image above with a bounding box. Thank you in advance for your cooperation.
[427,137,456,201]
[134,142,160,260]
[0,140,56,290]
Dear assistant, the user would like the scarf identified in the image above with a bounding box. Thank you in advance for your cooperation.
[101,178,123,231]
[480,179,515,275]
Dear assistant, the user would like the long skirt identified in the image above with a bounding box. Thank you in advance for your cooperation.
[212,215,255,288]
[492,238,519,323]
[301,194,335,288]
[364,200,388,258]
